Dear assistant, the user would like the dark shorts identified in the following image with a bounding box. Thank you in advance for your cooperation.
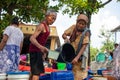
[30,52,44,75]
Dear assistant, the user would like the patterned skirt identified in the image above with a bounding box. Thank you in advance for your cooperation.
[0,45,20,73]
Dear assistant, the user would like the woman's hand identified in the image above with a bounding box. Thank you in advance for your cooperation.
[71,56,79,64]
[64,38,70,43]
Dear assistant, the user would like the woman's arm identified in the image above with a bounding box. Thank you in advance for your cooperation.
[0,34,8,50]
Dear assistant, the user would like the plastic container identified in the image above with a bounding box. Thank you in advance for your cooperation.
[26,53,30,64]
[57,62,66,70]
[96,52,106,63]
[92,77,107,80]
[51,71,74,80]
[48,50,60,60]
[39,74,51,80]
[0,73,7,80]
[66,63,73,70]
[97,68,106,75]
[7,71,30,80]
[20,54,27,61]
[56,43,76,63]
[102,70,112,76]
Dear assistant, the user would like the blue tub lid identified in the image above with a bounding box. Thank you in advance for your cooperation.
[7,71,30,75]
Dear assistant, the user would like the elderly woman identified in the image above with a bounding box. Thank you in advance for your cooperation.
[0,17,24,73]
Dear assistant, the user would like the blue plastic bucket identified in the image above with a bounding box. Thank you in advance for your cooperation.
[66,63,73,70]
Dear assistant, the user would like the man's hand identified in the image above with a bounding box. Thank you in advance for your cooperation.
[40,46,49,61]
[41,46,49,53]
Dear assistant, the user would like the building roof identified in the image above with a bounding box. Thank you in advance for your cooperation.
[111,25,120,32]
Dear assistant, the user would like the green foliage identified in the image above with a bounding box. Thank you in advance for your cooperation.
[90,46,99,61]
[56,0,102,16]
[99,26,114,52]
[100,41,114,52]
[0,0,59,38]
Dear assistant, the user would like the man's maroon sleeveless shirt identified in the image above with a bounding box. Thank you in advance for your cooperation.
[29,22,50,53]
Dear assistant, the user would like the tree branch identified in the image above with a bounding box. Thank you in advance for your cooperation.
[98,0,112,8]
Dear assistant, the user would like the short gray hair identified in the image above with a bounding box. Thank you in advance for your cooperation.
[45,9,57,16]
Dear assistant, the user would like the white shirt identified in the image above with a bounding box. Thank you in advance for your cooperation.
[3,25,24,47]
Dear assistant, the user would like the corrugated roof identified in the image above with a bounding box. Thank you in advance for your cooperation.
[111,25,120,32]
